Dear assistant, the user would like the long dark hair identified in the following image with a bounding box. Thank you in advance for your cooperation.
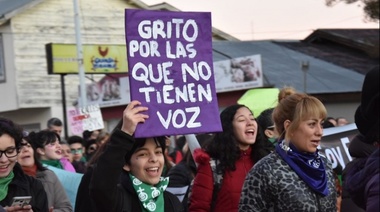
[21,136,47,171]
[86,120,123,168]
[205,104,273,173]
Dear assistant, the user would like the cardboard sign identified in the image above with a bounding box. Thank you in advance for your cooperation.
[125,9,222,137]
[67,104,104,135]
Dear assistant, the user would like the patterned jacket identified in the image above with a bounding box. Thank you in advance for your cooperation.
[239,151,337,212]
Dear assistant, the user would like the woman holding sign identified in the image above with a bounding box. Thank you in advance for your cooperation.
[189,104,272,212]
[239,87,337,211]
[89,101,183,212]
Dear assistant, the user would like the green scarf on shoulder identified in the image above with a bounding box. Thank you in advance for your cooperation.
[0,171,14,201]
[40,159,63,169]
[129,173,169,212]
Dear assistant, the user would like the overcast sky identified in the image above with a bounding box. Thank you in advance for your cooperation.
[141,0,379,40]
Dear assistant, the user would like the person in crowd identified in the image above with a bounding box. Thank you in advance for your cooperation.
[89,101,183,212]
[17,136,73,212]
[340,135,376,212]
[163,136,175,176]
[239,87,337,211]
[323,117,336,129]
[67,136,86,173]
[75,122,120,212]
[60,140,73,163]
[83,139,98,162]
[28,130,75,173]
[326,117,337,127]
[344,66,379,212]
[169,136,187,164]
[0,117,48,211]
[189,104,272,212]
[336,117,348,126]
[333,164,343,212]
[47,118,63,137]
[95,131,109,146]
[256,107,278,146]
[76,122,176,212]
[166,133,212,211]
[75,139,110,211]
[82,130,100,143]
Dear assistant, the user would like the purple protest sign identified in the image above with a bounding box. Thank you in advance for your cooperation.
[125,9,222,138]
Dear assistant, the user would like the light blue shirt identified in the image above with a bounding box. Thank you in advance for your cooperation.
[45,165,83,209]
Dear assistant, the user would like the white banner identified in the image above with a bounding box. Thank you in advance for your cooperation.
[213,54,263,93]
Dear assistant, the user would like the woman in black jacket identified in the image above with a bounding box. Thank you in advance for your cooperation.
[0,117,49,211]
[89,101,183,212]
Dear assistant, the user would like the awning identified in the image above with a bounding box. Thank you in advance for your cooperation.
[237,88,279,116]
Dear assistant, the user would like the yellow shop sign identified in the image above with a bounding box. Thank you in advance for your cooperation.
[46,43,128,74]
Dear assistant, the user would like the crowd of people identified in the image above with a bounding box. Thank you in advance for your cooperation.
[0,66,378,212]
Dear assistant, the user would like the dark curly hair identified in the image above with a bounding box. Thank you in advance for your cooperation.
[204,105,273,173]
[27,130,61,152]
[0,117,24,149]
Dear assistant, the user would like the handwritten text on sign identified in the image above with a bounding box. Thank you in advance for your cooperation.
[67,104,104,135]
[125,9,222,137]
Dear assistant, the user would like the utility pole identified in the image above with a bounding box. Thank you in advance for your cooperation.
[73,0,87,107]
[301,61,309,93]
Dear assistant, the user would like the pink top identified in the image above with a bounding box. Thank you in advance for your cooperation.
[60,157,76,173]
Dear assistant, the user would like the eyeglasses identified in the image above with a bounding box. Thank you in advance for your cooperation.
[71,148,83,154]
[0,147,19,158]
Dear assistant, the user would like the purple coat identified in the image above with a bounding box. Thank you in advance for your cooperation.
[344,148,379,211]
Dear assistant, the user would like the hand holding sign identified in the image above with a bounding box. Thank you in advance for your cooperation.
[125,9,222,138]
[121,100,149,136]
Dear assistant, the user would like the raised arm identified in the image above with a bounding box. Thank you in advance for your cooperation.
[89,101,148,211]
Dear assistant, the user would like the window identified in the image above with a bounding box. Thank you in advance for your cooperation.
[0,34,5,83]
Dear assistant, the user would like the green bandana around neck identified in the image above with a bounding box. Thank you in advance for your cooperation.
[268,137,277,145]
[129,173,169,212]
[41,159,63,169]
[0,171,14,201]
